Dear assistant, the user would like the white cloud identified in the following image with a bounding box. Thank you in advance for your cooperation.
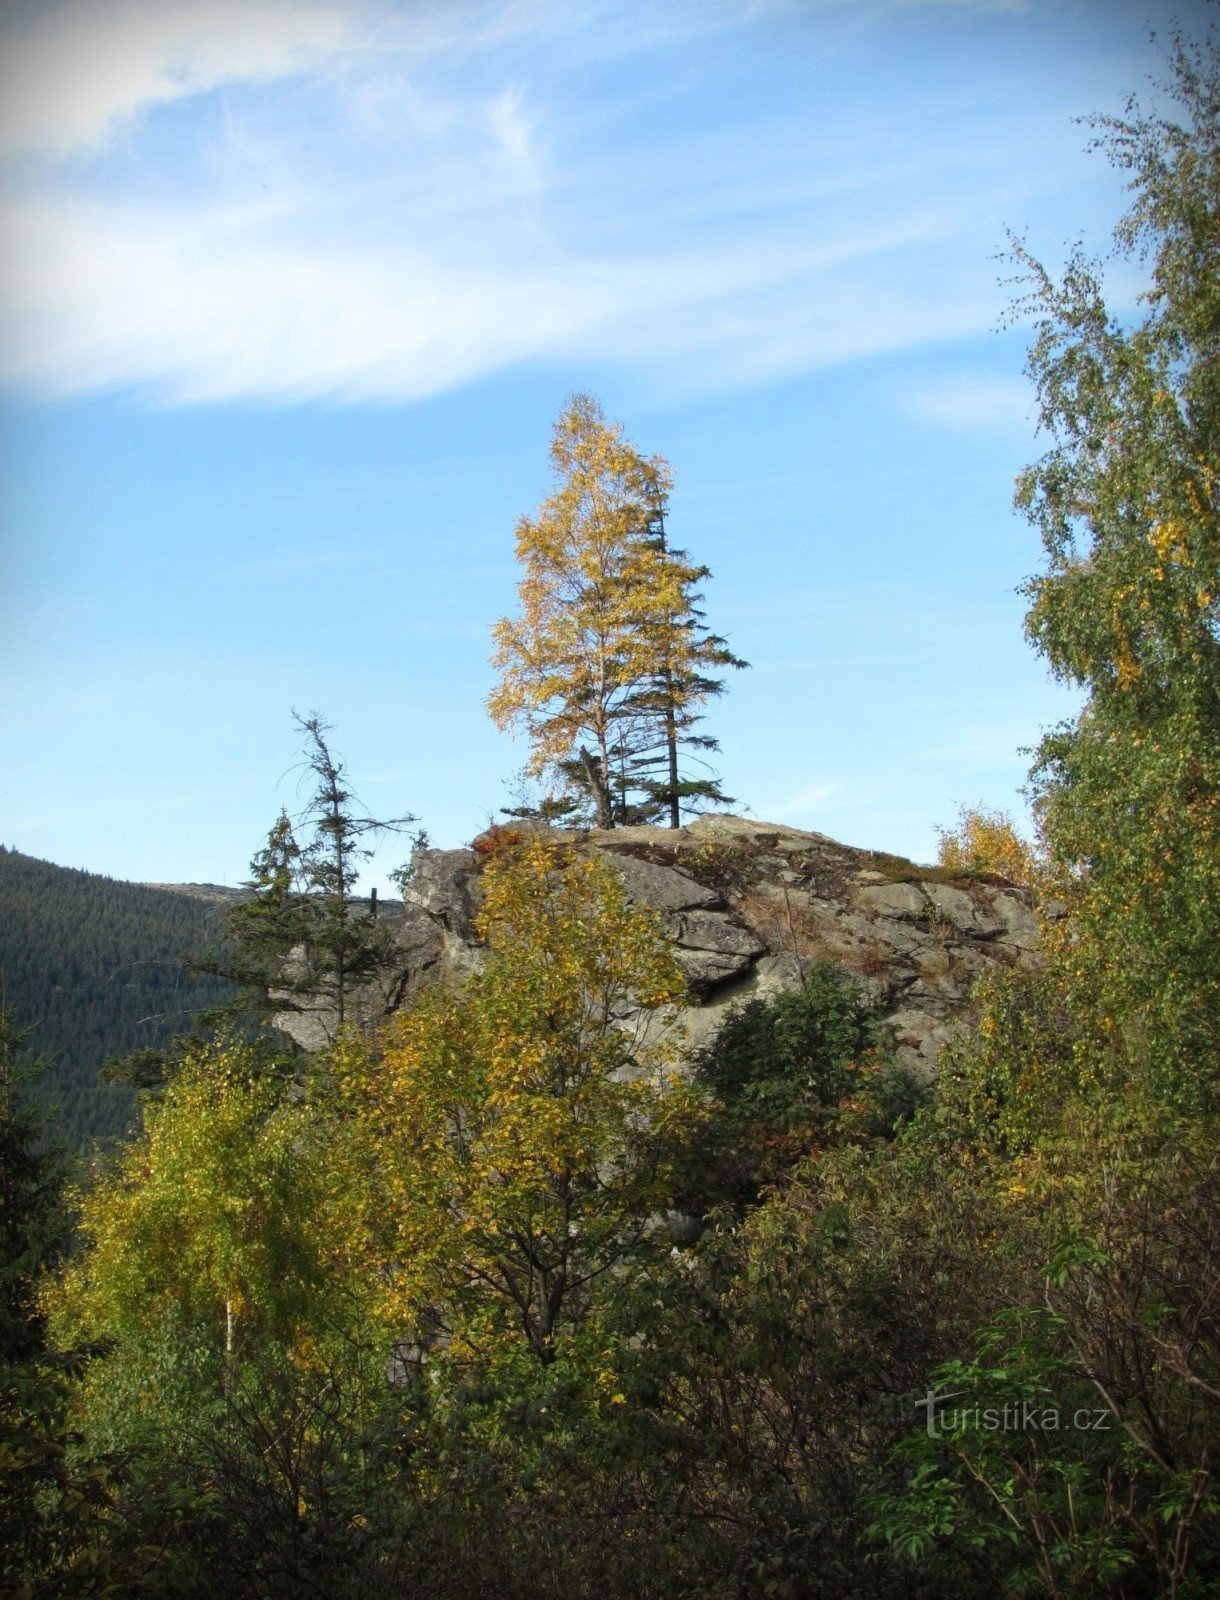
[0,0,375,159]
[898,371,1036,431]
[0,0,1069,407]
[743,0,1029,11]
[0,181,1005,404]
[882,0,1029,10]
[0,195,593,403]
[483,86,538,181]
[0,0,699,161]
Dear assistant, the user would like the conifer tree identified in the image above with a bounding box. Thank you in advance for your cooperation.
[0,1010,69,1362]
[203,714,415,1041]
[488,393,745,827]
[627,495,747,828]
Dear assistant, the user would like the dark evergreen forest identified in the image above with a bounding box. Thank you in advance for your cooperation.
[0,847,234,1147]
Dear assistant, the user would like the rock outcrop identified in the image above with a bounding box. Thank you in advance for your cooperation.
[275,816,1039,1074]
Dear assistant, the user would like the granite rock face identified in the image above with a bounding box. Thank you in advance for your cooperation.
[274,816,1040,1076]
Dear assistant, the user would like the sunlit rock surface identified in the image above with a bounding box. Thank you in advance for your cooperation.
[275,816,1039,1075]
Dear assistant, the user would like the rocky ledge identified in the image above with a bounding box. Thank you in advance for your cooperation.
[276,816,1039,1076]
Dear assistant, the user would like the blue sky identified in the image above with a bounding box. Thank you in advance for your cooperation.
[0,0,1205,890]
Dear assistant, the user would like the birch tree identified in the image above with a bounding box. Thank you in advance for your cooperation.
[488,394,745,828]
[337,837,702,1370]
[1011,27,1220,1096]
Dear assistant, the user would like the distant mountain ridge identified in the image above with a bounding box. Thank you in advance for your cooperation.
[0,847,236,1147]
[0,822,1040,1148]
[140,881,243,907]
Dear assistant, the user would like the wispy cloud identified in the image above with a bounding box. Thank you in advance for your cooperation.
[0,185,1004,404]
[0,0,1073,407]
[881,0,1029,11]
[1,195,598,403]
[897,371,1036,431]
[0,0,374,159]
[0,0,756,162]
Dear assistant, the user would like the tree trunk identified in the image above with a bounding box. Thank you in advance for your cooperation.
[665,687,680,829]
[579,747,614,829]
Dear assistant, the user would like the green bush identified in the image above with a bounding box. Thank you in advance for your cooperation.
[683,961,919,1212]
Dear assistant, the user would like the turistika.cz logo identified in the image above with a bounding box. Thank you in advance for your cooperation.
[916,1389,1112,1439]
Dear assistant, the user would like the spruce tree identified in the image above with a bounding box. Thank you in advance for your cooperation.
[627,494,747,827]
[488,393,745,827]
[203,714,415,1042]
[0,1010,69,1362]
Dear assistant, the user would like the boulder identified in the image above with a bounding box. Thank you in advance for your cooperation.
[609,853,723,912]
[273,817,1042,1078]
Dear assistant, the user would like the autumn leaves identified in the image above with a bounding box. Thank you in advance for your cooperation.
[488,393,745,829]
[340,840,702,1370]
[57,837,704,1397]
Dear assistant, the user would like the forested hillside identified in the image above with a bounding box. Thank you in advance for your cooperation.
[0,847,235,1146]
[2,32,1217,1600]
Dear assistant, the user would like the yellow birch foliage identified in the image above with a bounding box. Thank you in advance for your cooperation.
[336,837,703,1370]
[935,804,1040,885]
[487,394,672,787]
[50,1045,345,1361]
[487,393,741,823]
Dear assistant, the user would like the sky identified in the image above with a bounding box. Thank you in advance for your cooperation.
[1,0,1208,892]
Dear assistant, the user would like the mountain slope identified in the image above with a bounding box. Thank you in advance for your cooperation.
[0,847,236,1147]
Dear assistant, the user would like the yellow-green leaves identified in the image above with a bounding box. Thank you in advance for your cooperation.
[337,838,703,1370]
[488,393,744,827]
[53,1044,344,1362]
[1011,34,1220,1101]
[934,805,1040,886]
[487,396,670,806]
